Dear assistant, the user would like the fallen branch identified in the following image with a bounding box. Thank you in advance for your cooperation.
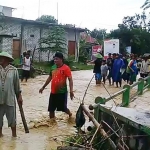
[89,125,100,145]
[57,146,88,150]
[81,104,117,150]
[102,121,129,150]
[64,141,92,149]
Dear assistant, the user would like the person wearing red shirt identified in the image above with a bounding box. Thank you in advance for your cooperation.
[39,52,74,120]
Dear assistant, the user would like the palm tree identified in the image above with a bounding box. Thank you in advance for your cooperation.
[141,0,150,10]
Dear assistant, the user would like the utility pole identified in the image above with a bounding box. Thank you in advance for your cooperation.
[38,0,40,18]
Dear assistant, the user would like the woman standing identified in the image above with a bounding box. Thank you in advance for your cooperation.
[128,54,138,85]
[92,52,103,85]
[112,54,124,87]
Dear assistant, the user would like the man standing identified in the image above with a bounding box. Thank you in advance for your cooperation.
[39,52,74,120]
[106,53,113,85]
[21,53,31,82]
[0,51,22,137]
[112,54,124,87]
[140,56,150,78]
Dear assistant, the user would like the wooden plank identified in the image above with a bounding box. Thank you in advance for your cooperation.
[13,39,20,58]
[68,41,75,56]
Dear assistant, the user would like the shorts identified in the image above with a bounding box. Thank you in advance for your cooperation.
[0,104,16,127]
[95,73,101,80]
[48,93,68,112]
[129,73,137,82]
[22,70,30,79]
[140,73,148,78]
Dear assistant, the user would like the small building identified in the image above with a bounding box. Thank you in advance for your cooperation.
[0,5,15,17]
[0,8,85,61]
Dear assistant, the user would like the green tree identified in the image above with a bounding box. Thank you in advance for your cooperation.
[109,13,150,55]
[90,28,107,44]
[122,12,147,29]
[141,0,150,10]
[79,39,89,63]
[39,26,67,61]
[36,15,57,24]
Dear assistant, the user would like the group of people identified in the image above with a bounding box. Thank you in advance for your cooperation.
[93,52,150,87]
[0,51,74,137]
[0,49,150,138]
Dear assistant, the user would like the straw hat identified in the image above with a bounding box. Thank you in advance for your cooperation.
[93,53,103,59]
[0,51,14,61]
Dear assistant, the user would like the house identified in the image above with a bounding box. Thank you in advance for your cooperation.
[0,6,85,61]
[0,5,15,17]
[81,32,97,44]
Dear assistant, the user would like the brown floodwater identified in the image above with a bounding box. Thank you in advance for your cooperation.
[0,70,149,150]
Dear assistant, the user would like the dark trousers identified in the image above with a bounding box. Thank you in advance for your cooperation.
[140,73,148,78]
[21,70,30,81]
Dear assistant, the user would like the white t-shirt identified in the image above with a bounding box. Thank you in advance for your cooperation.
[22,57,31,71]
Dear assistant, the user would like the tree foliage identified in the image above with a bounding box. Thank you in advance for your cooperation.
[36,15,57,24]
[121,12,147,29]
[141,0,150,10]
[108,12,150,55]
[39,26,67,60]
[79,39,89,63]
[87,11,150,56]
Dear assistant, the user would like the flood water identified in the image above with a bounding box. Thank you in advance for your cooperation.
[0,70,149,150]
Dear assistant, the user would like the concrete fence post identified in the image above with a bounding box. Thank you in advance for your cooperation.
[122,85,130,107]
[94,97,105,122]
[147,76,150,89]
[138,78,144,95]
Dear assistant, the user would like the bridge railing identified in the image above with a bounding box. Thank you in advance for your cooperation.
[89,75,150,120]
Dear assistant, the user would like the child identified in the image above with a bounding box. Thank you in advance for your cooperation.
[101,60,108,84]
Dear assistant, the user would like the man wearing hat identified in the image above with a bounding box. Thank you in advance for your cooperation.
[0,51,22,137]
[39,52,74,120]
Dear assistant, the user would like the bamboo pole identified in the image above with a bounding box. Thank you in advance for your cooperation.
[17,102,29,133]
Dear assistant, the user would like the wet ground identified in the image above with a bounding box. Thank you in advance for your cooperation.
[0,70,149,150]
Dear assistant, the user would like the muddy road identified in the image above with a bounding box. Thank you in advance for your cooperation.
[0,70,148,150]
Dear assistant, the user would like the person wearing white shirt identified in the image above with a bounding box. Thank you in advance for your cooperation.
[21,53,31,82]
[140,56,150,78]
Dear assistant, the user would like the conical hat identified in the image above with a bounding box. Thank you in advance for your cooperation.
[0,51,14,61]
[93,53,103,59]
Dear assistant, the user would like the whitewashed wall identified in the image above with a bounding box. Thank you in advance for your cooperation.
[0,22,21,54]
[0,21,81,61]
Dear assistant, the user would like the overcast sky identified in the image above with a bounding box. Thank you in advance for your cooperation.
[0,0,146,31]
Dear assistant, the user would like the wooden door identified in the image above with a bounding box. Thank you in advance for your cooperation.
[68,41,75,56]
[13,39,20,59]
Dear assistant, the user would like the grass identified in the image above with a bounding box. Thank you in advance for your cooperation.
[13,58,94,75]
[33,62,93,74]
[70,62,93,71]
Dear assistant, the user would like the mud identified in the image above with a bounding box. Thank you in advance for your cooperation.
[0,70,149,150]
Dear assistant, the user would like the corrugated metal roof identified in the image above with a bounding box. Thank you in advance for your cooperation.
[0,16,85,32]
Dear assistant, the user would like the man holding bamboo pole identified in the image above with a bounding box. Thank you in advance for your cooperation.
[0,51,23,137]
